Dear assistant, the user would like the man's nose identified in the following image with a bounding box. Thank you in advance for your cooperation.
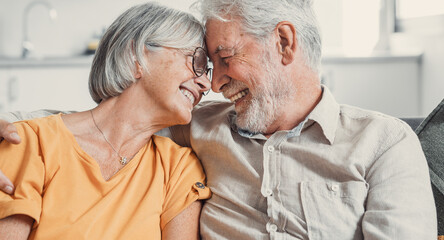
[211,65,230,93]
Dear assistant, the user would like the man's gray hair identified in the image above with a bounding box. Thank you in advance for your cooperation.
[194,0,321,73]
[89,2,205,103]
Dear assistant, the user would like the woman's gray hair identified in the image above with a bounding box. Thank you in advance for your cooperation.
[89,2,205,103]
[194,0,321,73]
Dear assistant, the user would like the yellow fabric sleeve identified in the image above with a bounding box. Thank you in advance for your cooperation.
[0,122,45,224]
[158,137,211,229]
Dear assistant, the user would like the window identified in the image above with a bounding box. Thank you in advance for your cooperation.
[396,0,444,33]
[397,0,444,19]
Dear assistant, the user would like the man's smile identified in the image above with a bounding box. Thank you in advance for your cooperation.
[228,89,249,103]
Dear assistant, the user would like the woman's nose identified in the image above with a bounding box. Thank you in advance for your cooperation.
[195,73,211,95]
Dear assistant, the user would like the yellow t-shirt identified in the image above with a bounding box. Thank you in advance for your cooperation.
[0,114,211,239]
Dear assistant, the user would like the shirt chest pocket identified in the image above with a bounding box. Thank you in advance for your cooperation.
[301,181,368,240]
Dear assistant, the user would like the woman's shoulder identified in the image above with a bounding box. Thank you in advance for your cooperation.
[151,135,200,168]
[13,114,63,136]
[151,135,194,155]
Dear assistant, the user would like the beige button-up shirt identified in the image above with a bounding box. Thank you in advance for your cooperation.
[0,87,437,239]
[168,87,436,239]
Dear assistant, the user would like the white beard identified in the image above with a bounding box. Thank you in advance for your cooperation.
[235,50,292,134]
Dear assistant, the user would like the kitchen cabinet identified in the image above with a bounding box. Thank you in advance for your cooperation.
[321,53,422,117]
[0,59,97,112]
[0,71,8,112]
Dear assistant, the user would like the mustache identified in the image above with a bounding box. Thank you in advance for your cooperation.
[222,79,249,99]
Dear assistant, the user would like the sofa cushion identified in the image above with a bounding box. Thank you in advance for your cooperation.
[415,98,444,235]
[402,117,424,130]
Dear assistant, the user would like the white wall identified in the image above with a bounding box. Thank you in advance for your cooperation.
[313,0,343,53]
[0,0,442,113]
[0,0,225,103]
[0,0,196,58]
[420,34,444,114]
[0,0,357,58]
[314,0,444,116]
[391,32,444,115]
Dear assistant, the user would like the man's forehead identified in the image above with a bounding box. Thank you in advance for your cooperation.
[205,19,241,37]
[205,20,244,54]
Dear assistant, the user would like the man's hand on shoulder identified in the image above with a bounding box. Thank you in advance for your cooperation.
[0,118,18,194]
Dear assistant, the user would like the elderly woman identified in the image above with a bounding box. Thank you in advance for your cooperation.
[0,2,212,239]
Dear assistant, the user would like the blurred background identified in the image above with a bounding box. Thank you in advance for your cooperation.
[0,0,443,117]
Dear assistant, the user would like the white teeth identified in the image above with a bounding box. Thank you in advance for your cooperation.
[229,89,249,103]
[180,89,195,105]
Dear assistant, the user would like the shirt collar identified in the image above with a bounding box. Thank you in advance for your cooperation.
[228,112,263,139]
[305,86,339,144]
[228,85,339,144]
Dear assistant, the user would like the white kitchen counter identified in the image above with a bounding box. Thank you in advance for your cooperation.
[322,51,423,63]
[0,51,422,68]
[0,56,96,112]
[0,55,94,68]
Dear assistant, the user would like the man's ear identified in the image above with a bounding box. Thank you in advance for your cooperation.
[275,21,297,65]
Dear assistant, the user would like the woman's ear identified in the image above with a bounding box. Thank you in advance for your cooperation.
[133,55,143,79]
[275,21,297,65]
[131,40,143,79]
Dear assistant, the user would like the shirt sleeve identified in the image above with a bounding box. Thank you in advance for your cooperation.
[0,122,45,224]
[362,124,437,239]
[159,140,211,229]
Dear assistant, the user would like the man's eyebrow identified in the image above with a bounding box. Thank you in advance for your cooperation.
[214,45,233,55]
[214,45,224,55]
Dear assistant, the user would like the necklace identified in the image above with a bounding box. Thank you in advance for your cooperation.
[90,110,129,165]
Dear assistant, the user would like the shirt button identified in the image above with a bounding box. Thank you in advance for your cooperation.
[195,182,205,189]
[270,224,278,232]
[267,146,275,152]
[265,189,273,196]
[331,184,339,192]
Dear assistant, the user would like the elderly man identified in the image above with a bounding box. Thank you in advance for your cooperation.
[0,0,437,239]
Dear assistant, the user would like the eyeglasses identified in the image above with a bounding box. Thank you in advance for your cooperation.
[187,47,213,96]
[147,44,213,95]
[190,47,213,80]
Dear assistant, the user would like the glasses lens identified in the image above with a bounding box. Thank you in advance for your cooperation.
[193,48,208,77]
